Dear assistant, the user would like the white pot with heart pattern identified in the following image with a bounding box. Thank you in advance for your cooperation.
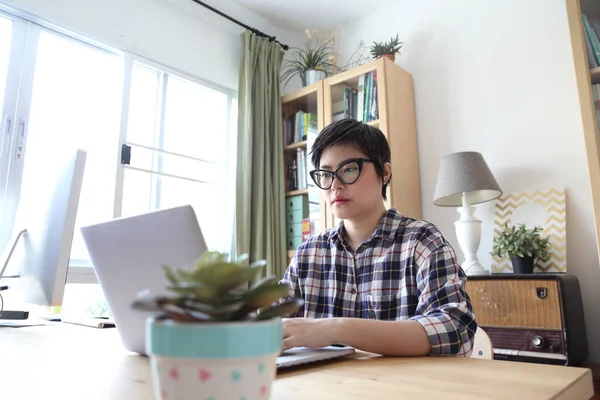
[147,317,282,400]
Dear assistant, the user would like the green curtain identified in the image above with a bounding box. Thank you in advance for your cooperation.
[235,30,286,278]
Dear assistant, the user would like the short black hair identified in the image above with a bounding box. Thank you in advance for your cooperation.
[310,118,391,200]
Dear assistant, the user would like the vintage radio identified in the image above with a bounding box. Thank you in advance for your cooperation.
[465,274,588,366]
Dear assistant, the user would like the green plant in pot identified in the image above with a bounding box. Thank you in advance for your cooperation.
[369,34,403,62]
[131,251,303,400]
[281,29,334,88]
[490,223,551,274]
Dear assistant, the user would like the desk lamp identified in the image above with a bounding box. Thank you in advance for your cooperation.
[433,151,502,276]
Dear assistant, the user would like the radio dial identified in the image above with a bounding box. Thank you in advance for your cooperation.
[531,335,544,349]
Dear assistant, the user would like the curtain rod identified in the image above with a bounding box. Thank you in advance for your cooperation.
[189,0,289,50]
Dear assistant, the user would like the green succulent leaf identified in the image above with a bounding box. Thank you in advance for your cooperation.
[256,298,304,320]
[131,251,303,323]
[370,34,403,58]
[130,298,162,312]
[280,41,333,88]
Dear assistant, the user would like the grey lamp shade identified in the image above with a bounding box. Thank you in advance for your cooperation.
[433,151,502,206]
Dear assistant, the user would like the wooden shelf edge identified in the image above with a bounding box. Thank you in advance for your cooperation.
[287,250,296,257]
[591,67,600,83]
[326,58,382,86]
[282,81,321,104]
[566,0,600,264]
[367,120,380,127]
[284,141,308,151]
[286,189,309,196]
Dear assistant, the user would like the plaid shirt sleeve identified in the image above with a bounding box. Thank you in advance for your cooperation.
[409,241,478,357]
[279,256,304,318]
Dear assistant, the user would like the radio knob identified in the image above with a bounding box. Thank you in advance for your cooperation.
[531,335,544,348]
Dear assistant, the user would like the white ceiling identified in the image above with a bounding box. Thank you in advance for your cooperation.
[231,0,394,31]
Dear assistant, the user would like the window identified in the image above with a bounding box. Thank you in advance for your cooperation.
[0,11,237,283]
[26,30,123,265]
[119,59,234,253]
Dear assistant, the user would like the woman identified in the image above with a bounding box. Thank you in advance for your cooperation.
[280,118,477,357]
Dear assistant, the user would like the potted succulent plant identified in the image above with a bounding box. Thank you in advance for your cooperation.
[369,34,403,62]
[281,29,334,88]
[131,251,302,400]
[490,223,551,274]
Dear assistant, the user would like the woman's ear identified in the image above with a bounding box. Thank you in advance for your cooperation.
[383,162,392,184]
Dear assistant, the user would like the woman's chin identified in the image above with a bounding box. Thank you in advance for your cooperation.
[332,207,356,221]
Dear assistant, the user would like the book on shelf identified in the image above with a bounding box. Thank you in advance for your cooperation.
[301,218,311,241]
[286,119,319,192]
[332,71,379,123]
[286,148,308,192]
[591,84,600,127]
[582,13,600,69]
[284,110,317,145]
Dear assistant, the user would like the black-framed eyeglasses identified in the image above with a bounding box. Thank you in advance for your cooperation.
[309,158,374,190]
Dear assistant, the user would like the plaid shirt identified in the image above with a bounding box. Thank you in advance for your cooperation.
[280,208,477,357]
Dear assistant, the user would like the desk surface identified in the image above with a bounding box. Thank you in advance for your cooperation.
[0,322,593,399]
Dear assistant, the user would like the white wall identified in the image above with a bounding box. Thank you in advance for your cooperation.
[338,0,600,361]
[0,0,303,91]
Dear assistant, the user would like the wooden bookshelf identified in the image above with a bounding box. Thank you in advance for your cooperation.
[281,58,421,261]
[566,0,600,261]
[285,188,309,197]
[591,66,600,83]
[323,57,422,227]
[281,81,326,266]
[284,141,307,152]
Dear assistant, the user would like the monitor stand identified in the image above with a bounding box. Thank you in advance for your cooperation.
[0,229,29,322]
[0,310,29,320]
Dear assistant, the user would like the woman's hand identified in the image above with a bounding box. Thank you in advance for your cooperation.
[282,318,334,350]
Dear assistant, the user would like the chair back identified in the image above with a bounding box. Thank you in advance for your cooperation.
[471,327,493,359]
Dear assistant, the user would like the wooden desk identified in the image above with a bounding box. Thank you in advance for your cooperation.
[0,323,593,399]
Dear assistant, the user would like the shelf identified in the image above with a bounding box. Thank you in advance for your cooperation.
[591,67,600,84]
[287,250,296,258]
[326,58,386,86]
[286,188,309,196]
[284,141,308,152]
[567,0,600,263]
[367,120,380,127]
[282,82,320,104]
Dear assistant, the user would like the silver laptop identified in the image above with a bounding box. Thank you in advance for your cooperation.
[80,205,354,367]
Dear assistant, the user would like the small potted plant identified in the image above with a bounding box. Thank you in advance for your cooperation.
[490,223,551,274]
[131,251,303,400]
[369,34,403,62]
[281,29,334,88]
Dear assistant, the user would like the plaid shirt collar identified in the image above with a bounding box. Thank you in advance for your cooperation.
[329,208,403,245]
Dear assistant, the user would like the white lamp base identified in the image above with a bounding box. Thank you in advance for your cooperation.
[454,203,489,276]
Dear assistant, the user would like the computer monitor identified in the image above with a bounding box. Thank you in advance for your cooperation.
[0,148,87,307]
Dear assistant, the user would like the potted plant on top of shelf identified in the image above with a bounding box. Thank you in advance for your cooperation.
[131,250,303,400]
[281,28,335,88]
[369,34,403,62]
[490,222,551,274]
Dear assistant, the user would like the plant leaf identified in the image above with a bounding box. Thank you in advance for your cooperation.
[256,298,304,320]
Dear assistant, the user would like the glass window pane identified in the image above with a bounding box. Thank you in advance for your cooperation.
[127,144,156,171]
[159,175,227,253]
[0,15,14,250]
[126,62,159,147]
[163,75,228,164]
[0,15,12,123]
[25,30,123,262]
[122,168,227,253]
[122,168,154,218]
[128,145,225,185]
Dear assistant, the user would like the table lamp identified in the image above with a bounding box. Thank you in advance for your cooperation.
[433,151,502,276]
